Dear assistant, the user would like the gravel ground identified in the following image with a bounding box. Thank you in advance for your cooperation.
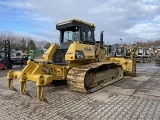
[0,61,160,120]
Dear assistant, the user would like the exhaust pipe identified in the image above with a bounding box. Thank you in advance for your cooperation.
[100,31,104,49]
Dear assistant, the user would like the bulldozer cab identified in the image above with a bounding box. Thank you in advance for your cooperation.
[56,19,95,45]
[44,19,98,66]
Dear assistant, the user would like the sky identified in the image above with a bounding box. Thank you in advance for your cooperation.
[0,0,160,44]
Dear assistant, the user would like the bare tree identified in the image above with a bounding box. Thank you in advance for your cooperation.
[28,40,37,50]
[44,42,51,49]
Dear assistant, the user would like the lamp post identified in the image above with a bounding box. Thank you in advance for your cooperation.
[120,38,122,46]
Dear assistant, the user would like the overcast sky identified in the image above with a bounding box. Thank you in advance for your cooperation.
[0,0,160,44]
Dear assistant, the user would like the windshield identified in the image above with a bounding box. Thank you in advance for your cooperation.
[82,30,92,42]
[63,31,79,43]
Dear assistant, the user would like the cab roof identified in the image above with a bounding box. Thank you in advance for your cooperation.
[56,19,94,30]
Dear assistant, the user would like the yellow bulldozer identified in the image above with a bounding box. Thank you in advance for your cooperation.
[7,19,135,101]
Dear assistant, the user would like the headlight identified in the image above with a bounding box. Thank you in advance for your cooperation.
[75,50,85,59]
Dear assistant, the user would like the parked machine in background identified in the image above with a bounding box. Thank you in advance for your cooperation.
[104,44,136,58]
[7,19,136,101]
[0,40,28,70]
[145,47,155,62]
[155,52,160,65]
[135,47,153,63]
[155,46,160,65]
[10,50,28,65]
[0,40,12,69]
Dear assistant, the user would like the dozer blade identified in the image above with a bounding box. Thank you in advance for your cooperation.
[67,62,123,93]
[109,57,136,77]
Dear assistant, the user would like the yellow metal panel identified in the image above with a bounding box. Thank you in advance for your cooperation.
[65,42,96,61]
[42,44,58,61]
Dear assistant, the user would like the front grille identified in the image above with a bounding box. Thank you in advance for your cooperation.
[52,49,68,65]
